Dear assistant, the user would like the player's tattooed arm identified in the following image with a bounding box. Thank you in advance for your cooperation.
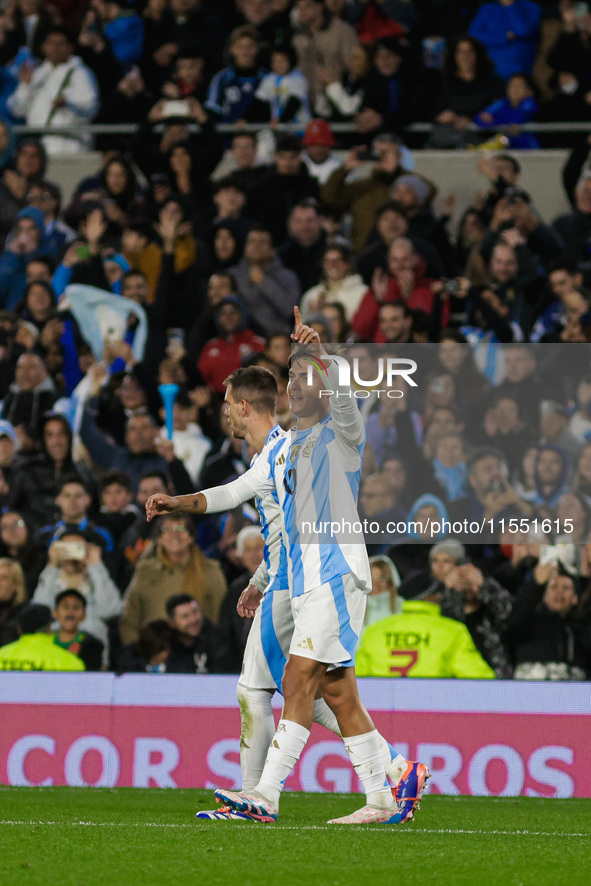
[145,492,207,521]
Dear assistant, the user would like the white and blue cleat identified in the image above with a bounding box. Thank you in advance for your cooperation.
[213,789,279,823]
[196,805,253,821]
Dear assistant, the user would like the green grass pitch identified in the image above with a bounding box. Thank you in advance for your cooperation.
[1,788,590,886]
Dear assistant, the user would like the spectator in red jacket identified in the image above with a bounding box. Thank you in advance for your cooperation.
[353,237,441,341]
[198,296,266,394]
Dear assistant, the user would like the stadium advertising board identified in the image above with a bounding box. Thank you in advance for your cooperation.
[1,675,589,797]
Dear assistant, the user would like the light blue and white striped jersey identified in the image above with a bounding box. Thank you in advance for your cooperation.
[251,424,289,593]
[460,324,523,385]
[254,69,311,127]
[203,361,371,596]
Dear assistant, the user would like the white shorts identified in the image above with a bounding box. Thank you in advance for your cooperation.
[289,573,366,669]
[238,587,293,691]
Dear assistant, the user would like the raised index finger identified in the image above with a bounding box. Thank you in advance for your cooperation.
[294,306,302,327]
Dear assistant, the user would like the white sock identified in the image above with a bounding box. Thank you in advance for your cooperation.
[374,734,406,781]
[237,685,276,792]
[313,698,342,736]
[256,718,310,807]
[344,730,394,809]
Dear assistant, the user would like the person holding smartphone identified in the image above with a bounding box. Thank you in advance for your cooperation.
[32,532,121,666]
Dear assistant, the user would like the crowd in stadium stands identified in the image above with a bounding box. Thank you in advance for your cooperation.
[0,0,591,680]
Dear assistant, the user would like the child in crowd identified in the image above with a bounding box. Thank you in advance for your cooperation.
[475,74,539,149]
[100,0,145,67]
[118,619,172,673]
[96,469,139,540]
[160,49,207,103]
[52,588,104,671]
[205,26,267,123]
[250,45,310,127]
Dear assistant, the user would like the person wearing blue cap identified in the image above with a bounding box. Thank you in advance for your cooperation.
[0,419,17,443]
[0,207,54,310]
[0,420,19,493]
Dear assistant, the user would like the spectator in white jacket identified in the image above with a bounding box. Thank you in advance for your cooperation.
[33,533,121,663]
[300,241,366,321]
[314,44,370,122]
[8,27,99,156]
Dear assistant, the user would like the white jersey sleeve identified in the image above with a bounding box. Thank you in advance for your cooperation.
[325,355,365,447]
[254,73,275,102]
[202,440,276,512]
[251,559,269,593]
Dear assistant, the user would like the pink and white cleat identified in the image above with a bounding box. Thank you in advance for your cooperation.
[328,804,401,825]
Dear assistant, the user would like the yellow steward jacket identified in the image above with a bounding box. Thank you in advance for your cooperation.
[356,601,495,679]
[0,633,85,671]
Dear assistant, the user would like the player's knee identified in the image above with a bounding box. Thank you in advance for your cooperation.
[282,669,308,702]
[320,680,356,718]
[237,684,273,713]
[282,660,318,701]
[319,679,340,704]
[322,692,351,719]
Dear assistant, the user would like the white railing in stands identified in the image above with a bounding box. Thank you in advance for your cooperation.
[10,121,591,136]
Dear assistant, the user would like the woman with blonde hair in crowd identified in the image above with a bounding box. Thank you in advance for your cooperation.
[0,557,29,646]
[119,512,227,645]
[364,555,404,629]
[0,510,46,595]
[571,442,591,502]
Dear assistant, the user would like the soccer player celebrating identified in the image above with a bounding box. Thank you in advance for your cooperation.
[147,308,429,824]
[191,364,412,821]
[195,365,375,818]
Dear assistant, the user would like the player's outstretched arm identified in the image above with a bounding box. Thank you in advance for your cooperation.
[145,492,207,522]
[202,452,276,514]
[146,447,278,523]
